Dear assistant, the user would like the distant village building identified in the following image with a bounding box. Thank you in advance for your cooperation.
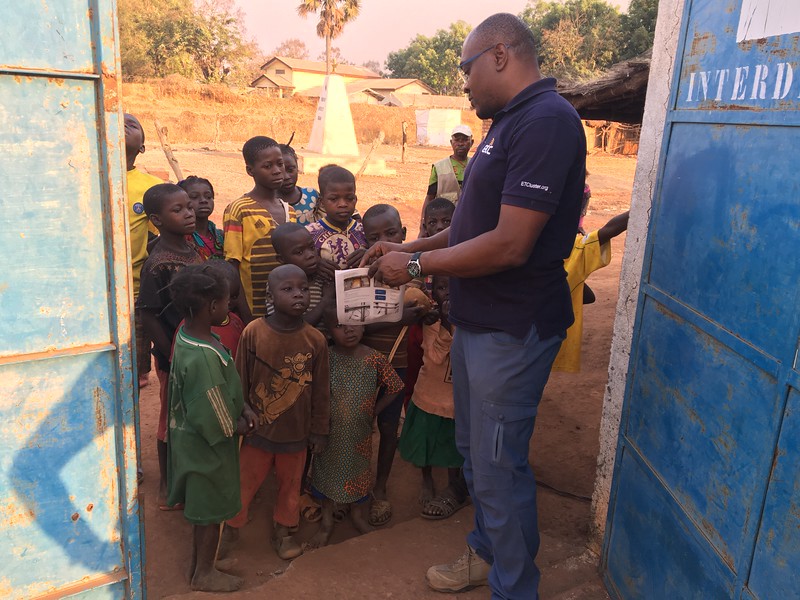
[250,56,465,108]
[251,56,379,96]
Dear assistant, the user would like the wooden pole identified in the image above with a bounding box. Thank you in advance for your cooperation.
[154,119,183,181]
[356,131,385,180]
[401,121,408,164]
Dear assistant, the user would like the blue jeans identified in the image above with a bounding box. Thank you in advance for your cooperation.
[452,325,564,600]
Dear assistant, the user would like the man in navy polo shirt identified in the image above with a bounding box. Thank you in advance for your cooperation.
[362,12,585,598]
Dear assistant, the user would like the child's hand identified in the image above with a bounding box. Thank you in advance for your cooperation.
[345,248,366,268]
[321,281,335,303]
[308,433,329,454]
[317,258,338,282]
[401,302,427,325]
[237,404,257,435]
[422,308,440,326]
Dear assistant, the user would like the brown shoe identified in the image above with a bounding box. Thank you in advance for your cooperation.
[272,524,303,560]
[426,545,490,592]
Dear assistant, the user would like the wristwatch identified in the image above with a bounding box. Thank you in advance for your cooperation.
[407,252,423,278]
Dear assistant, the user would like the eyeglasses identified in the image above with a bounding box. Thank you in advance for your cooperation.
[458,43,513,83]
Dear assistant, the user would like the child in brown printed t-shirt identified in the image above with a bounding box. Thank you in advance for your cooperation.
[223,264,329,561]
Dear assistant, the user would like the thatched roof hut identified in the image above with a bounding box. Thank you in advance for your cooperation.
[558,51,651,124]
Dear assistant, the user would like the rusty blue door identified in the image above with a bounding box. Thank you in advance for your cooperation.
[0,1,143,598]
[602,1,800,598]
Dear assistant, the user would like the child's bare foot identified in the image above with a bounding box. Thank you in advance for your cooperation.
[215,557,238,571]
[351,503,373,535]
[305,524,333,549]
[218,524,239,558]
[304,499,334,549]
[191,568,244,592]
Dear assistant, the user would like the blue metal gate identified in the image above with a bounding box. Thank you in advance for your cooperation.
[0,1,143,598]
[602,1,800,598]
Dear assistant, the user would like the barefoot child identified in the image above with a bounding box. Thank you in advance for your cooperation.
[180,176,224,260]
[167,265,257,592]
[224,136,295,321]
[225,264,330,560]
[137,183,203,507]
[361,204,427,526]
[399,276,469,519]
[278,144,322,226]
[307,313,404,547]
[553,210,629,373]
[305,165,366,269]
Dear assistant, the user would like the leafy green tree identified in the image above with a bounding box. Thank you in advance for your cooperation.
[520,0,622,81]
[385,21,471,95]
[118,0,254,82]
[297,0,361,74]
[619,0,657,58]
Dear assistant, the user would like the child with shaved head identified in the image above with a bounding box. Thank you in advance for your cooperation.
[223,264,330,561]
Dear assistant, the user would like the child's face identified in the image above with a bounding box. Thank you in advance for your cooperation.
[184,182,214,219]
[329,322,364,349]
[280,153,299,194]
[210,289,231,326]
[363,212,405,247]
[226,276,240,312]
[268,272,310,317]
[124,114,144,162]
[246,147,285,191]
[278,229,319,276]
[320,182,357,229]
[151,190,195,236]
[424,206,454,237]
[432,276,450,307]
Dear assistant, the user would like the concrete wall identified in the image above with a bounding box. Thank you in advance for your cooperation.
[588,0,687,552]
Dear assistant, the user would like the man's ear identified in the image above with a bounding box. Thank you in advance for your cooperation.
[401,226,407,242]
[139,144,145,155]
[494,43,510,71]
[245,163,253,177]
[276,253,286,265]
[149,213,162,228]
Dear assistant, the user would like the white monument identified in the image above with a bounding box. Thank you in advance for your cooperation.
[307,74,359,156]
[300,74,395,176]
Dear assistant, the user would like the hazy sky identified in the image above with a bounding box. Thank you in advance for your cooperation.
[235,1,631,67]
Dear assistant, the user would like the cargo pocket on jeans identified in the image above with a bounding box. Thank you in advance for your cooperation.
[479,402,538,468]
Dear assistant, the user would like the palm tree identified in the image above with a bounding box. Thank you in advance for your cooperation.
[297,0,360,74]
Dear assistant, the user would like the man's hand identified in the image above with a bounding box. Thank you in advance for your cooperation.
[308,433,329,454]
[358,241,407,268]
[316,258,338,282]
[345,247,366,268]
[367,251,413,286]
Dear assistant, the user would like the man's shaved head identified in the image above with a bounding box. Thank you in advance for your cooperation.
[469,13,538,64]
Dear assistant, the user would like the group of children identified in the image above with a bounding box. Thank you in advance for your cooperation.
[128,113,629,592]
[129,124,464,592]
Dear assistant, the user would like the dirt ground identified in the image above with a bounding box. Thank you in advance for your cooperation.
[134,144,636,598]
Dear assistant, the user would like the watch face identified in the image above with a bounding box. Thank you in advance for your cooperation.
[408,260,422,278]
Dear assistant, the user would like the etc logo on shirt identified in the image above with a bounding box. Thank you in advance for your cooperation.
[481,138,495,156]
